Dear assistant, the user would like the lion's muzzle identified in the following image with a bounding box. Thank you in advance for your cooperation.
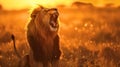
[49,8,59,31]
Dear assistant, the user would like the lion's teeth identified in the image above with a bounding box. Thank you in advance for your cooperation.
[51,21,56,27]
[53,23,56,27]
[50,25,58,31]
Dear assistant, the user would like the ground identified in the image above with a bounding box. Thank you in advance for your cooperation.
[0,5,120,67]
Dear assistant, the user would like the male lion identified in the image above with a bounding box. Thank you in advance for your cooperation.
[26,6,61,67]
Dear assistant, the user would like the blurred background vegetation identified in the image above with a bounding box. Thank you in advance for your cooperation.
[0,1,120,67]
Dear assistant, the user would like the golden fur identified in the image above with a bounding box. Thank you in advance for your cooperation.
[26,6,61,67]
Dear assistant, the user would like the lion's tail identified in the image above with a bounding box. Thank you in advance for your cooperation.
[11,34,21,58]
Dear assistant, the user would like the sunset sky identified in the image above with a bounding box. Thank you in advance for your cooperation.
[0,0,120,10]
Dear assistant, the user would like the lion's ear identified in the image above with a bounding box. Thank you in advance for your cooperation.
[31,6,44,18]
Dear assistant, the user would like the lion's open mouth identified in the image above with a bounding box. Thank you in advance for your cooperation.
[49,13,59,31]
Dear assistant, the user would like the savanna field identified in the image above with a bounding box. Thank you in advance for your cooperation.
[0,3,120,67]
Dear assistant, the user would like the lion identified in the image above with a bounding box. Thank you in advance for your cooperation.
[26,6,61,67]
[11,6,61,67]
[27,6,61,67]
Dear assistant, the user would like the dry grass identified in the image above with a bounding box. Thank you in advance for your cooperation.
[0,5,120,67]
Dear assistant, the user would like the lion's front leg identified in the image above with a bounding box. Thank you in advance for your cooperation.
[51,35,61,67]
[42,61,51,67]
[51,60,60,67]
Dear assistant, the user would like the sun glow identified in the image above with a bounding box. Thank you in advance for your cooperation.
[0,0,76,10]
[0,0,120,10]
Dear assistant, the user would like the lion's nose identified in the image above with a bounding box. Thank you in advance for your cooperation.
[54,11,59,16]
[50,8,59,16]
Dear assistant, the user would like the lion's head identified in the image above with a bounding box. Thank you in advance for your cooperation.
[30,6,59,34]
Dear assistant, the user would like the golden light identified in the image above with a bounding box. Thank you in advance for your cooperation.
[0,0,120,10]
[0,0,76,10]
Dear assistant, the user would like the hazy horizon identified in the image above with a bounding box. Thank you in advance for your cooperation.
[0,0,120,10]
